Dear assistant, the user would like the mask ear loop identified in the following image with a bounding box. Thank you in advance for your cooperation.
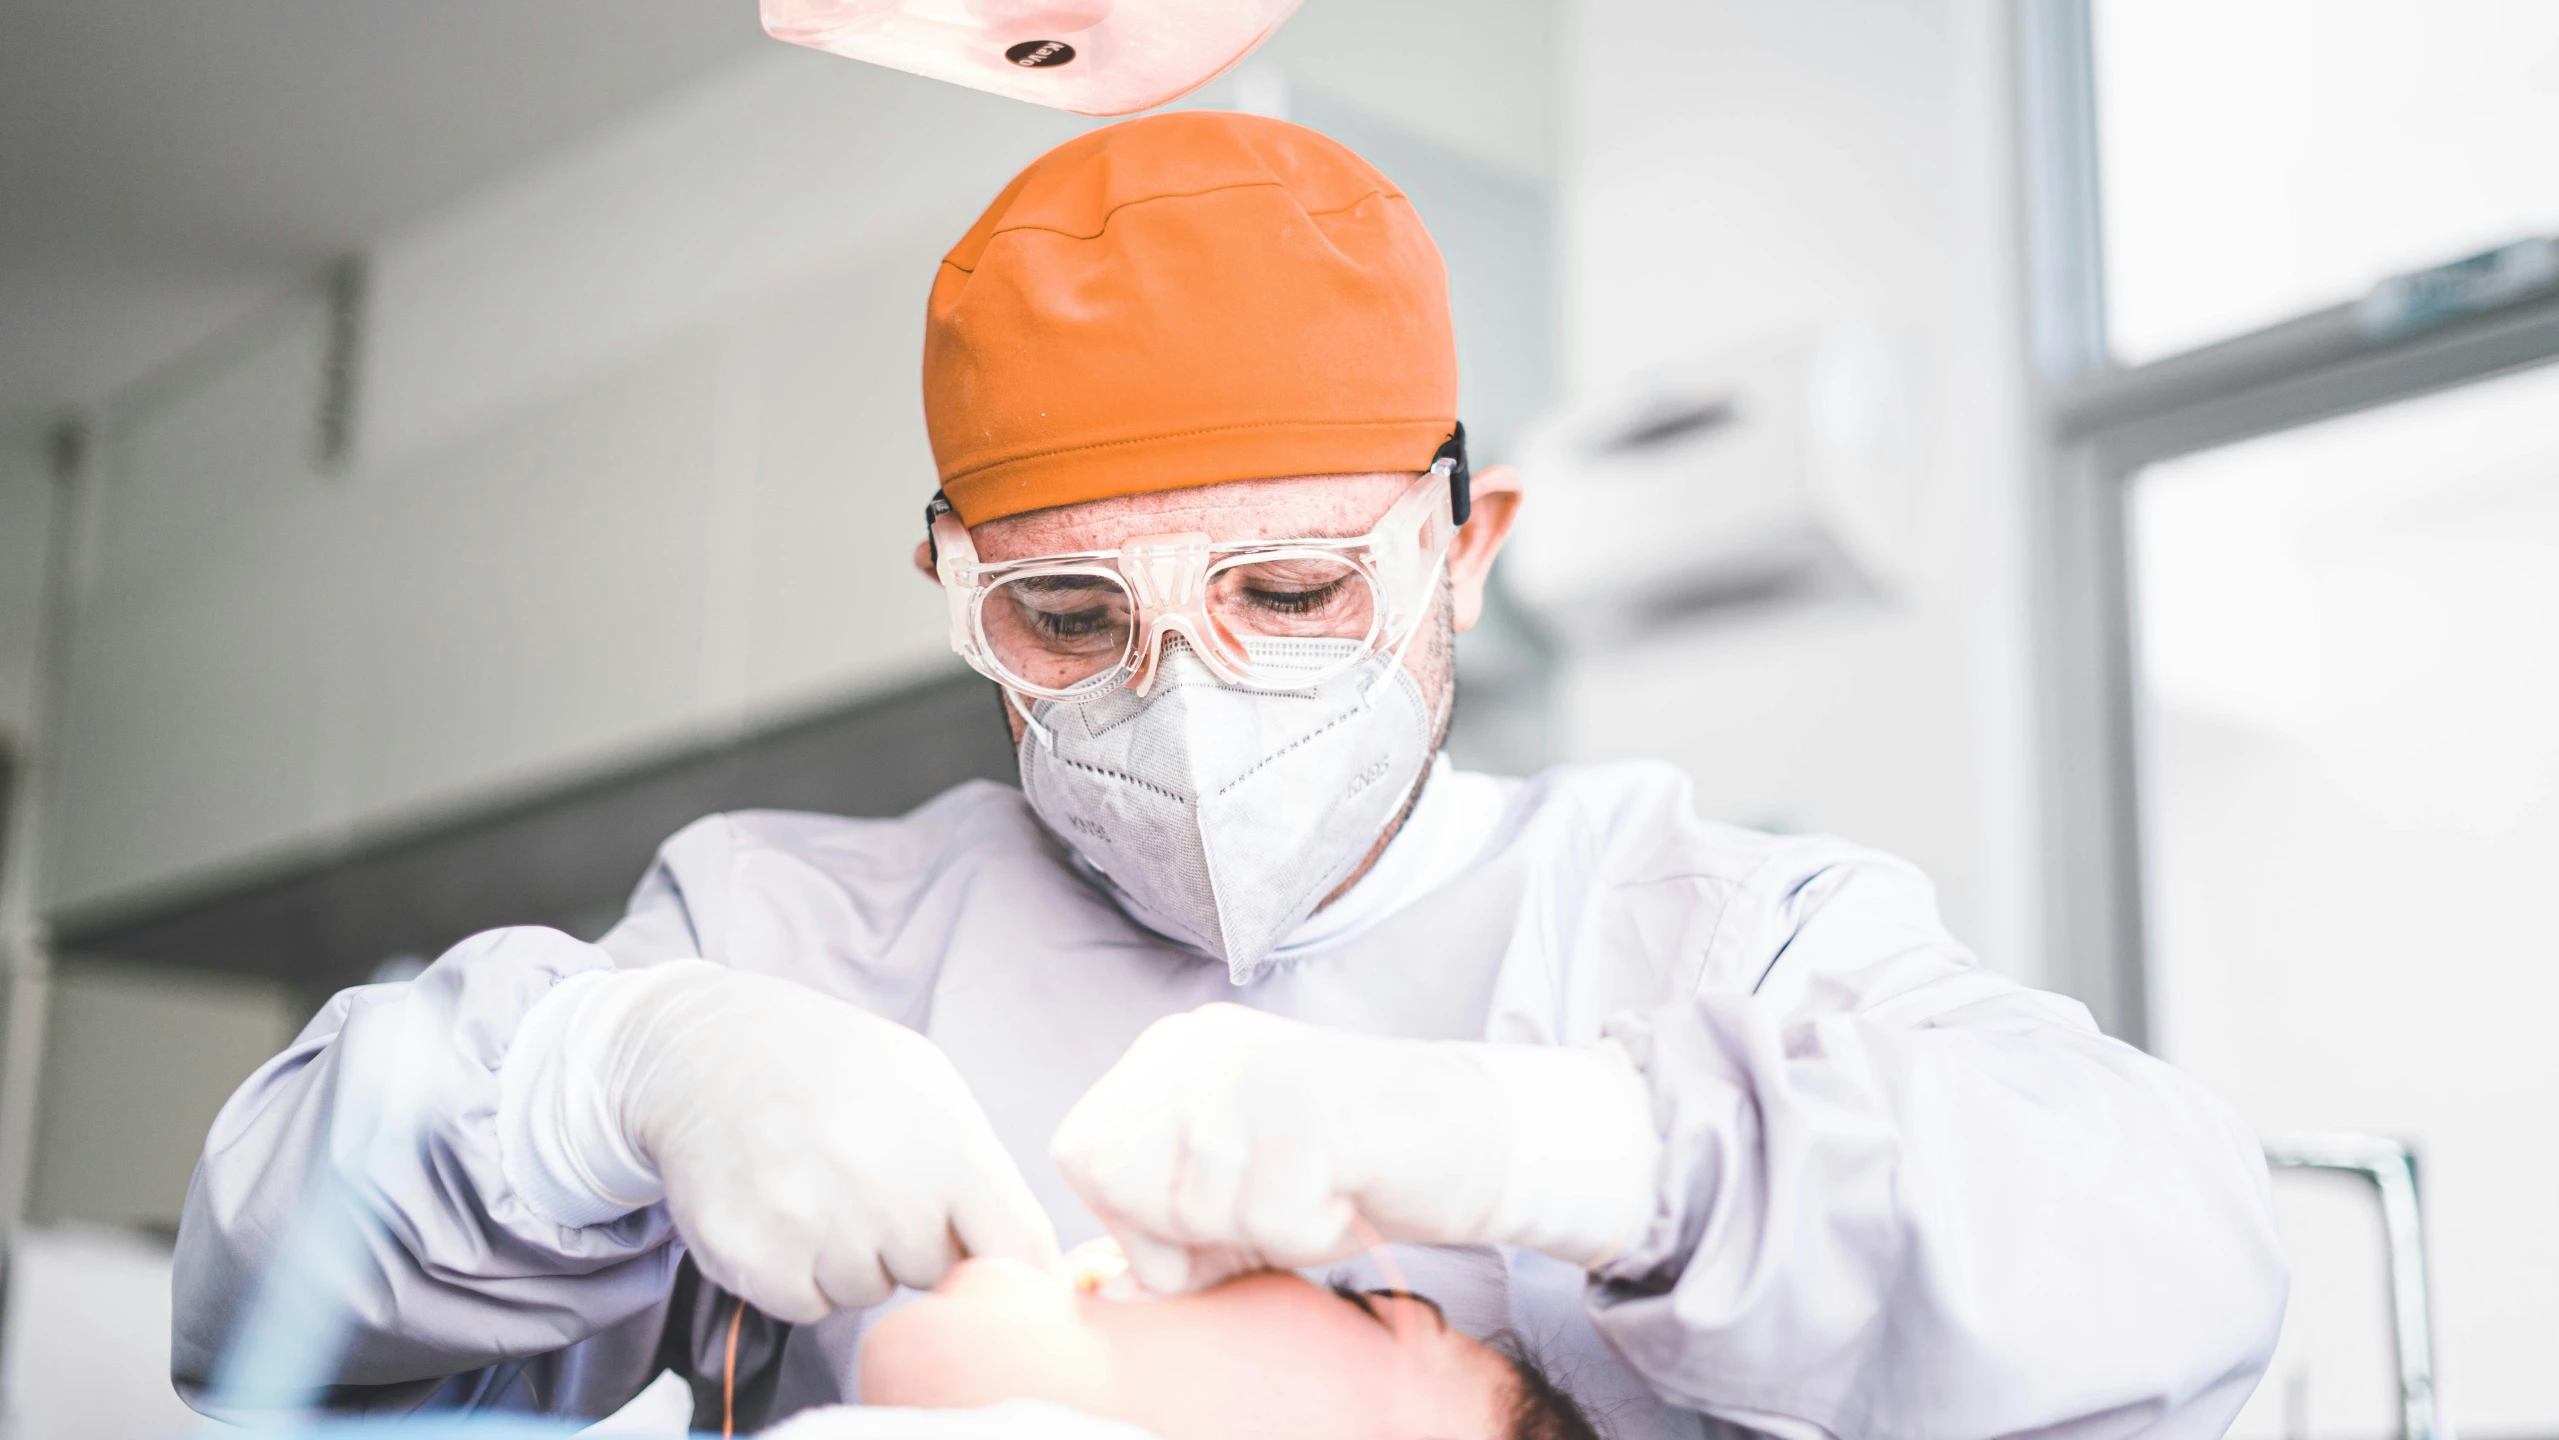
[1348,1209,1435,1401]
[1005,686,1055,751]
[1360,598,1438,709]
[1348,1211,1409,1294]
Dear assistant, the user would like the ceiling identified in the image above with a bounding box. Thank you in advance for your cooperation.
[0,0,1560,444]
[0,0,773,437]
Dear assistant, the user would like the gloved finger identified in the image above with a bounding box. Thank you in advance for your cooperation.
[711,1244,834,1326]
[813,1227,898,1313]
[1060,1011,1234,1160]
[1236,1155,1360,1265]
[679,1198,833,1325]
[1114,1227,1203,1295]
[871,1210,967,1296]
[1053,1044,1181,1161]
[1053,1102,1185,1237]
[941,1125,1059,1273]
[946,1186,1054,1278]
[1166,1120,1252,1248]
[1169,1239,1262,1293]
[1047,1094,1116,1195]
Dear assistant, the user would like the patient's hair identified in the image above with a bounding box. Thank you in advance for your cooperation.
[1327,1283,1604,1439]
[1497,1341,1606,1440]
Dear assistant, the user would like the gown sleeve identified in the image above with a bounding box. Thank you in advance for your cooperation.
[1586,835,2287,1440]
[169,822,734,1420]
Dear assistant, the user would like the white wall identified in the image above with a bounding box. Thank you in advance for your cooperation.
[1256,0,1558,183]
[43,54,1091,916]
[28,962,298,1228]
[0,440,48,752]
[0,1224,202,1440]
[1550,0,2042,978]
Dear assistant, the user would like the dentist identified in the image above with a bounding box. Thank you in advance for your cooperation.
[175,111,2285,1438]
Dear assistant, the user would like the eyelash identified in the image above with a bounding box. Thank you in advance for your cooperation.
[1329,1284,1446,1330]
[1242,578,1350,614]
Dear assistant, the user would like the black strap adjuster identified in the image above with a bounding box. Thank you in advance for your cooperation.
[1433,421,1472,526]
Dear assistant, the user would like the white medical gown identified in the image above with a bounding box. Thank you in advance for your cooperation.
[171,760,2285,1438]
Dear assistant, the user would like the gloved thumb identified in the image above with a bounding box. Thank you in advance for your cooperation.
[1112,1229,1274,1296]
[947,1155,1064,1275]
[1113,1229,1199,1295]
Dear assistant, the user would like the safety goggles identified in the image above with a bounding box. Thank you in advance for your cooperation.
[929,460,1461,702]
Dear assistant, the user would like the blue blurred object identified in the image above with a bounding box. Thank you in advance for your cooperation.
[203,985,461,1421]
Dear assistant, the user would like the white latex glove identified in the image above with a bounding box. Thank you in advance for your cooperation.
[1049,1003,1661,1294]
[552,961,1059,1322]
[761,1401,1160,1439]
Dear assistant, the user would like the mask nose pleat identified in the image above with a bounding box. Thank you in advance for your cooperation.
[1016,648,1434,981]
[1235,635,1365,689]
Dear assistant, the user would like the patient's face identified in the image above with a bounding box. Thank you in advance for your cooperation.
[859,1258,1520,1440]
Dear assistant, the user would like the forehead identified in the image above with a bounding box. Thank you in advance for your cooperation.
[971,472,1418,563]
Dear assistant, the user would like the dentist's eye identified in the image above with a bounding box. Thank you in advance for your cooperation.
[1244,576,1352,615]
[1210,557,1374,638]
[987,573,1136,660]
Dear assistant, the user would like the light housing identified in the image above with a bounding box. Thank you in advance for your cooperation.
[760,0,1304,116]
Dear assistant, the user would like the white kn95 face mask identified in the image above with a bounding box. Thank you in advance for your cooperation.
[1016,637,1435,981]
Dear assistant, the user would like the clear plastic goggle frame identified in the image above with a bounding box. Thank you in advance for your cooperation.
[930,462,1459,703]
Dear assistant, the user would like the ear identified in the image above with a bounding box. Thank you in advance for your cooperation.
[1447,463,1523,634]
[913,538,937,581]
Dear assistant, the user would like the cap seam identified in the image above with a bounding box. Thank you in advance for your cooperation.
[942,181,1406,275]
[941,415,1448,486]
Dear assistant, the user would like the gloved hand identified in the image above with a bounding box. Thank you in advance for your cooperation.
[549,961,1059,1322]
[1049,1003,1661,1294]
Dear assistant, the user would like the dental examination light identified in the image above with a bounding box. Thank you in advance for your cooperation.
[760,0,1304,114]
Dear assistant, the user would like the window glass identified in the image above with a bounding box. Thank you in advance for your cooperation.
[2132,361,2559,1435]
[2094,0,2559,363]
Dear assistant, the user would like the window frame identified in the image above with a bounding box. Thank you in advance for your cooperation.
[2014,0,2559,1046]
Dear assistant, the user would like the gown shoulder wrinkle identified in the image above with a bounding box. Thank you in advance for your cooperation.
[1527,760,1847,915]
[720,779,1050,875]
[1713,834,2007,1023]
[1510,759,1711,870]
[1514,760,1856,1005]
[607,785,1072,1020]
[629,782,1046,927]
[710,781,1058,892]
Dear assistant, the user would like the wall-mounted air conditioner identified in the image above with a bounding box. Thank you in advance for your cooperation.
[1502,327,1920,647]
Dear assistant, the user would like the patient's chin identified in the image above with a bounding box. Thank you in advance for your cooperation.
[857,1266,1112,1410]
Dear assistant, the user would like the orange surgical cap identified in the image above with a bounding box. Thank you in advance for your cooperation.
[923,111,1458,526]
